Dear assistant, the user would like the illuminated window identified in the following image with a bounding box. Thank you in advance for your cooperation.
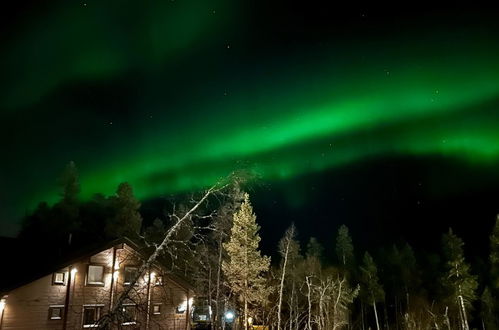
[176,303,186,314]
[82,305,103,327]
[152,304,161,315]
[122,304,137,325]
[52,272,66,285]
[87,265,104,285]
[49,305,64,320]
[124,266,138,285]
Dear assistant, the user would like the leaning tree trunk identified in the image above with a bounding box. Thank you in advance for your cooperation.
[98,185,221,329]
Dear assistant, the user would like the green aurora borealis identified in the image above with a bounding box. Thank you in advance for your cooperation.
[1,2,499,234]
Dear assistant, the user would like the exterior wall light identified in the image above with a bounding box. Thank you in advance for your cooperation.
[224,311,235,322]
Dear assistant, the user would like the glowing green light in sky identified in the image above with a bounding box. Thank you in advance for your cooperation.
[1,1,499,223]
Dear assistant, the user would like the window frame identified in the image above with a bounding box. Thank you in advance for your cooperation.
[123,266,139,286]
[152,303,162,315]
[52,272,66,285]
[48,305,64,320]
[86,264,105,286]
[122,304,138,325]
[176,304,186,314]
[82,304,104,328]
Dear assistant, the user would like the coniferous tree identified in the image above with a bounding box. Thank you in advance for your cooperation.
[144,218,166,243]
[399,243,419,310]
[56,161,82,242]
[490,215,499,292]
[20,162,82,249]
[360,252,385,330]
[441,228,477,330]
[306,237,324,260]
[480,287,498,329]
[59,161,80,204]
[105,182,142,238]
[335,224,354,269]
[223,193,271,330]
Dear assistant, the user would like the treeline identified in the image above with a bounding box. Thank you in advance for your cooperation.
[187,191,499,330]
[16,163,499,329]
[19,162,144,255]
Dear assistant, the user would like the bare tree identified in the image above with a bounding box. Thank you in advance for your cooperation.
[277,224,298,330]
[97,182,228,329]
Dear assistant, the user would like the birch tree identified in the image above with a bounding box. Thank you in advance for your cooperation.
[189,185,244,328]
[97,182,228,328]
[222,193,271,330]
[277,224,299,330]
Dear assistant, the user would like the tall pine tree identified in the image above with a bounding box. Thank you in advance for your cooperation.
[335,224,354,269]
[105,182,142,238]
[222,193,270,330]
[441,228,477,330]
[360,252,384,330]
[490,215,499,292]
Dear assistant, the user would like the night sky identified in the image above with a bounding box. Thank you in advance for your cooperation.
[1,2,499,256]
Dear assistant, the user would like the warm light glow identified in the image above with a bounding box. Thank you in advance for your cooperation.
[114,264,120,270]
[177,302,186,313]
[0,295,7,314]
[248,317,253,325]
[188,297,194,307]
[71,268,77,275]
[151,272,156,278]
[113,271,119,280]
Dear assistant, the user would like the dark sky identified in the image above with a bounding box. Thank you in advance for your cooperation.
[1,1,498,258]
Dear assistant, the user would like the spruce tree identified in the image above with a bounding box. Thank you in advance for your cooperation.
[55,161,81,245]
[480,287,498,329]
[306,236,324,260]
[335,224,354,268]
[441,228,477,330]
[399,243,419,308]
[105,182,142,238]
[222,193,270,330]
[490,215,499,291]
[59,161,80,204]
[360,252,384,330]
